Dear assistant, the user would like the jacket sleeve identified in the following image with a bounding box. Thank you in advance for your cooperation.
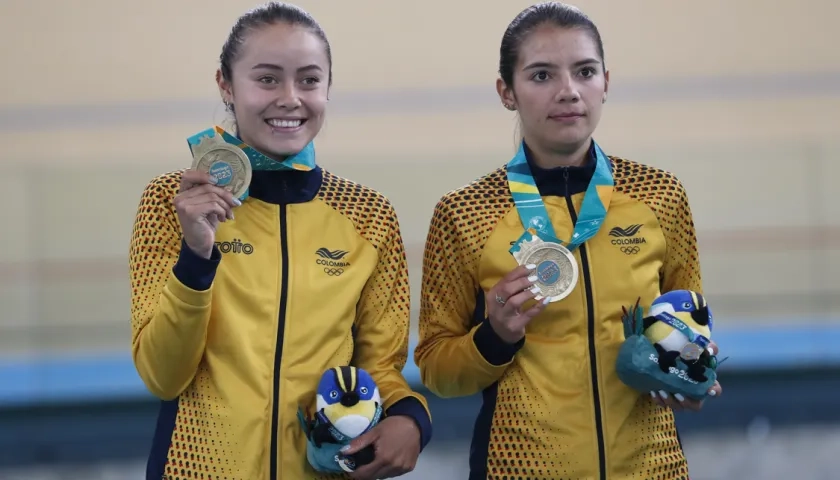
[353,201,432,450]
[660,180,703,293]
[414,199,522,399]
[129,174,221,400]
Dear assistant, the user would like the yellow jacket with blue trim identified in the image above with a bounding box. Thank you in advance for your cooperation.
[414,145,701,480]
[129,166,431,480]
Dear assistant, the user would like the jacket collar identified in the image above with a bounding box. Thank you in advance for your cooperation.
[246,141,599,204]
[247,167,323,205]
[523,141,597,197]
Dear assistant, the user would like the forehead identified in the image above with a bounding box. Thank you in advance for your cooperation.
[236,22,328,67]
[517,24,599,66]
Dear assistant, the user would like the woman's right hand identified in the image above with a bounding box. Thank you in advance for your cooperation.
[174,169,242,259]
[486,264,550,344]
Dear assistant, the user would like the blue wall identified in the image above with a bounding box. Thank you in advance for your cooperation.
[2,322,840,468]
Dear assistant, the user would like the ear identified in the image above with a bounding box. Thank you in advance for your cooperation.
[216,69,233,106]
[496,77,516,111]
[602,69,610,103]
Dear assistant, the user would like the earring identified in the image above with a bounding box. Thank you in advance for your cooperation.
[602,95,607,104]
[504,103,515,111]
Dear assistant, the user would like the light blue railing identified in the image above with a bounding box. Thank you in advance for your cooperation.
[1,321,839,408]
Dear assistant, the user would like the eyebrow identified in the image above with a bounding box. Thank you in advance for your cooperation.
[523,58,601,70]
[251,63,324,73]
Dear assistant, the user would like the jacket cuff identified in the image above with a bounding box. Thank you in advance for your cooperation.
[473,320,524,366]
[386,397,432,451]
[172,239,221,291]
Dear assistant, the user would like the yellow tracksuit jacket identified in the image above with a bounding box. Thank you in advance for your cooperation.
[414,145,702,480]
[129,166,431,480]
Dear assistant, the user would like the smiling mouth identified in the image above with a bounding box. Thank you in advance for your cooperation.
[266,118,306,129]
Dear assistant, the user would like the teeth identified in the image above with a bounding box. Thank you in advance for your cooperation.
[268,119,302,128]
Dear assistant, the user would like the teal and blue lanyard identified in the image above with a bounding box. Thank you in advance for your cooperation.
[507,140,615,255]
[187,125,317,172]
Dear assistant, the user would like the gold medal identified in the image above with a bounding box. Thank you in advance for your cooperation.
[512,233,579,302]
[190,133,252,200]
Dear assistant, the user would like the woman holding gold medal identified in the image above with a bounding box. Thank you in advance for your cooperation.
[414,3,722,479]
[128,3,430,479]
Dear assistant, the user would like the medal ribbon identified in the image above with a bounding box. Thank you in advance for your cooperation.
[654,312,711,351]
[187,125,317,172]
[507,140,614,254]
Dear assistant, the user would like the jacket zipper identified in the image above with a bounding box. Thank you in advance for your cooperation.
[564,169,607,480]
[269,203,290,479]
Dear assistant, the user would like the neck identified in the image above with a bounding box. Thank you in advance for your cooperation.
[526,138,592,169]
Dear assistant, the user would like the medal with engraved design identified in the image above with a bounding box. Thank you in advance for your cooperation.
[512,233,579,303]
[190,133,252,200]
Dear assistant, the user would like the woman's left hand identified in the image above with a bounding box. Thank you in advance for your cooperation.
[342,415,421,479]
[650,341,723,412]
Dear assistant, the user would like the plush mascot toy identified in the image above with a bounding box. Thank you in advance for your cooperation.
[644,290,713,382]
[297,366,383,474]
[615,290,724,401]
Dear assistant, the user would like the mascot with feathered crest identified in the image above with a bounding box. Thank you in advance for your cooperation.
[298,365,383,473]
[615,289,724,400]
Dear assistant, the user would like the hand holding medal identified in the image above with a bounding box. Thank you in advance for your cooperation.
[176,126,320,260]
[487,264,551,344]
[174,127,253,259]
[511,230,579,303]
[173,169,241,259]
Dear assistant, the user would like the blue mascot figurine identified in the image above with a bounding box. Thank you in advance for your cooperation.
[615,290,723,401]
[297,366,383,473]
[644,290,713,382]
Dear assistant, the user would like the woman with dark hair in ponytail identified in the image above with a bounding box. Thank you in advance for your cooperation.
[129,3,430,479]
[415,3,722,479]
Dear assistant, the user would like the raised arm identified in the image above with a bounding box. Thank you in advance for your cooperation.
[129,173,222,400]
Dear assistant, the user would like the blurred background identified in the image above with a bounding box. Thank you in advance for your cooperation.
[1,0,839,478]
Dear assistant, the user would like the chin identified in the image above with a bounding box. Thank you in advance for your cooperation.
[545,132,592,152]
[255,139,308,159]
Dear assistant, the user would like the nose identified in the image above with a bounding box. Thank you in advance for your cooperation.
[340,392,359,407]
[553,73,580,103]
[275,83,302,109]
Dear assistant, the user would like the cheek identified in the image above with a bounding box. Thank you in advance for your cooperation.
[584,89,605,117]
[234,88,270,117]
[584,78,607,102]
[304,91,328,118]
[516,89,550,125]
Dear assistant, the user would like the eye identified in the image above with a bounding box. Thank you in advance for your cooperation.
[359,387,368,395]
[578,66,597,78]
[329,390,338,399]
[683,302,693,309]
[258,76,278,85]
[530,70,551,82]
[301,76,321,86]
